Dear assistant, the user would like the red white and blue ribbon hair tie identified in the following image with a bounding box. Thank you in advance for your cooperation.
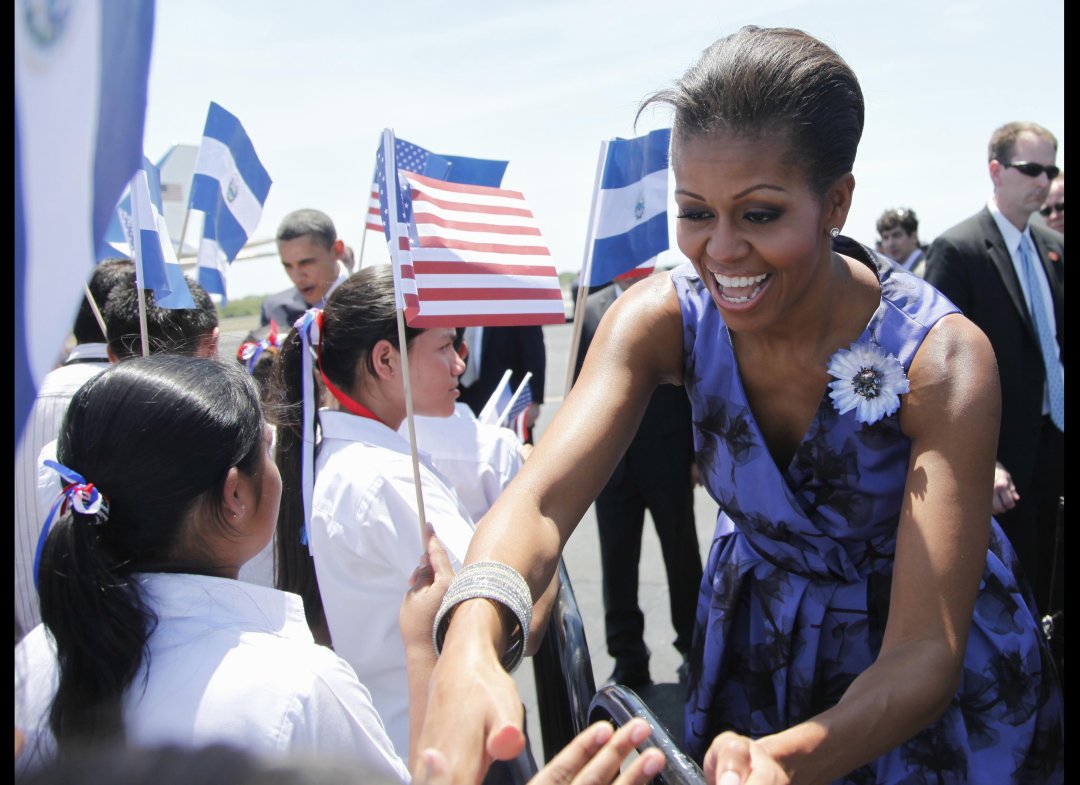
[34,460,110,591]
[294,308,323,550]
[237,321,283,374]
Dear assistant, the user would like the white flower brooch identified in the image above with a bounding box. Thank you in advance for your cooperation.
[827,342,910,425]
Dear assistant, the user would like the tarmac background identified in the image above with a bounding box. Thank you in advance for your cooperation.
[220,315,720,764]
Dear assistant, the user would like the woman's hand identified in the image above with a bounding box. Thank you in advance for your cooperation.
[416,719,666,785]
[400,528,454,651]
[415,599,527,783]
[703,732,790,785]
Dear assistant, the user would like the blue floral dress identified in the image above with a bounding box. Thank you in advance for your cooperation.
[673,243,1063,784]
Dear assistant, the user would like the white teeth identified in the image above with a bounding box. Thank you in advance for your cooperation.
[712,272,768,288]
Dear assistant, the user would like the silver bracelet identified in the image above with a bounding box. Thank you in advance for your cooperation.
[433,561,533,673]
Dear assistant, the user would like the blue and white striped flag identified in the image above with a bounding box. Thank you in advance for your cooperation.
[585,128,671,287]
[189,102,272,298]
[15,0,155,447]
[130,156,195,309]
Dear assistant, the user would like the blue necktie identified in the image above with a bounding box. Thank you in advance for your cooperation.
[1018,235,1064,430]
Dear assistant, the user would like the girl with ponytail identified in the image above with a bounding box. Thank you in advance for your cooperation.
[15,356,416,781]
[272,265,475,756]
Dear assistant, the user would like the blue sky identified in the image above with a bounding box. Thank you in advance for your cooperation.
[145,0,1065,298]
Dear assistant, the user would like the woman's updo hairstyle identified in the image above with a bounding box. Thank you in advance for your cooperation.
[641,26,864,195]
[38,356,265,749]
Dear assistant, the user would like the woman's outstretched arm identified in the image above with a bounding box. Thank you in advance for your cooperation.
[417,275,686,783]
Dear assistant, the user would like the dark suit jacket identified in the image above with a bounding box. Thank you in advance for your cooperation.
[458,326,547,415]
[572,285,694,485]
[260,287,308,329]
[924,207,1064,497]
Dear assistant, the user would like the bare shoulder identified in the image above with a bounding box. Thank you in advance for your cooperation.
[900,313,999,437]
[587,272,685,385]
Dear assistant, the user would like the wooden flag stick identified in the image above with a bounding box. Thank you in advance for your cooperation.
[396,307,428,541]
[564,140,609,398]
[381,127,428,543]
[82,282,108,343]
[136,284,150,357]
[176,205,192,260]
[356,219,369,270]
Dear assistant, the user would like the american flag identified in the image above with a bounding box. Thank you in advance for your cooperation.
[367,138,451,235]
[504,377,533,441]
[379,132,564,327]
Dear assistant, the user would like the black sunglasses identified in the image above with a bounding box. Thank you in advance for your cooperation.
[1039,202,1064,217]
[1002,161,1061,179]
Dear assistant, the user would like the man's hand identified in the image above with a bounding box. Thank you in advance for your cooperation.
[992,461,1020,515]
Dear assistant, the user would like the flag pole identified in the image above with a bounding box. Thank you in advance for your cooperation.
[82,282,108,342]
[128,168,152,357]
[382,128,428,542]
[176,206,192,259]
[356,219,369,269]
[564,140,609,398]
[396,307,428,535]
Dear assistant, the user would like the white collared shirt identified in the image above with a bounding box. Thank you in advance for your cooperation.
[15,344,111,632]
[900,248,923,271]
[311,411,474,754]
[988,198,1062,413]
[401,403,523,522]
[15,573,409,782]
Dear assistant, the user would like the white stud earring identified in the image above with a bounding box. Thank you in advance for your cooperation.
[830,227,840,238]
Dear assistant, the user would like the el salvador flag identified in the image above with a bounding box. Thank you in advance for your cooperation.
[130,156,195,309]
[14,0,155,447]
[586,128,671,287]
[189,102,272,299]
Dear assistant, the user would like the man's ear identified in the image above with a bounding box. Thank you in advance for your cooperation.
[197,327,220,359]
[107,346,120,364]
[332,238,345,257]
[989,160,1004,190]
[369,338,398,382]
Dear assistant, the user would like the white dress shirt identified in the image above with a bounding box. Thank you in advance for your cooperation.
[311,411,475,753]
[988,197,1062,413]
[15,573,410,782]
[15,344,110,632]
[401,403,523,522]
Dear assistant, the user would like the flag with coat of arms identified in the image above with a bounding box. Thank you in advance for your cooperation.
[188,102,272,299]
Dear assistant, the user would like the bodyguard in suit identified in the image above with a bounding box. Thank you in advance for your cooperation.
[260,209,348,328]
[925,122,1064,614]
[572,271,702,688]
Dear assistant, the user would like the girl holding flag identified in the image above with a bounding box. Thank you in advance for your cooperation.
[273,264,477,757]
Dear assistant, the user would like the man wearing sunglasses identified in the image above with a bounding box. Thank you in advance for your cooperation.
[1040,172,1064,235]
[925,122,1064,619]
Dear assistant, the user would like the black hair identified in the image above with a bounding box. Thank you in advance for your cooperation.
[103,273,218,359]
[37,356,264,750]
[271,265,420,637]
[72,259,135,345]
[276,209,337,249]
[640,26,864,195]
[876,208,919,237]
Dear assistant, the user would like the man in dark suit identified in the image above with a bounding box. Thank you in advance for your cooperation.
[457,326,546,440]
[572,272,702,688]
[925,122,1064,614]
[260,209,348,327]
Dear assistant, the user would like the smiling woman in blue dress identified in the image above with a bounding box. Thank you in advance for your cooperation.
[417,26,1062,785]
